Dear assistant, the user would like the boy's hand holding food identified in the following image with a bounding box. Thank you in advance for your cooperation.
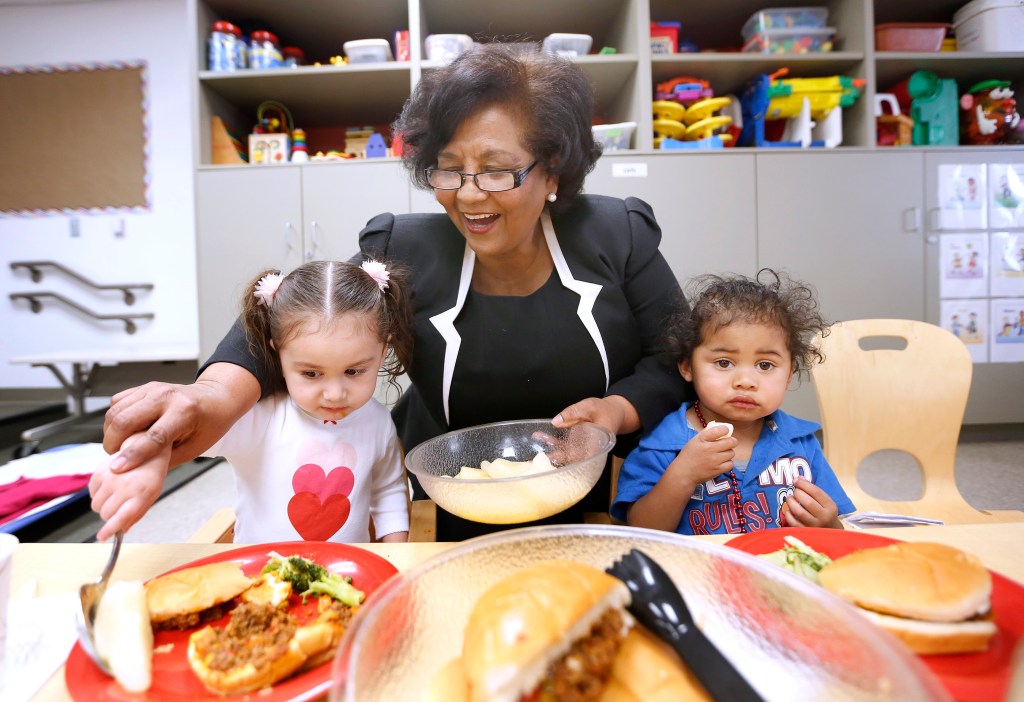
[668,423,737,487]
[781,477,843,529]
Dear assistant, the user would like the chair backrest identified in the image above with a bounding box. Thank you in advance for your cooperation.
[810,318,987,523]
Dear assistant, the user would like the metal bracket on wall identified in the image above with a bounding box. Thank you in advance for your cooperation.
[10,260,154,305]
[9,292,154,334]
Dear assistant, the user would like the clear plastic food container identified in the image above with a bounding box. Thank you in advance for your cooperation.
[742,26,836,54]
[742,6,829,42]
[424,34,473,62]
[542,33,593,56]
[343,39,394,63]
[592,121,637,150]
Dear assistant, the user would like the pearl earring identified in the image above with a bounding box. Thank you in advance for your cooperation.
[546,192,557,203]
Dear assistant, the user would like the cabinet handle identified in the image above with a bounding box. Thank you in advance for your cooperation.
[308,221,320,261]
[284,222,297,250]
[902,207,921,233]
[928,207,942,232]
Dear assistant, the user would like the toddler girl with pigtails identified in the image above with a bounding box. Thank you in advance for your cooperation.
[90,259,414,543]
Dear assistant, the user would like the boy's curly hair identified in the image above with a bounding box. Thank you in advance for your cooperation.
[664,268,831,380]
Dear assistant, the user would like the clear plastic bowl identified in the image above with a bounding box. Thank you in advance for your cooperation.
[404,419,614,524]
[329,524,949,702]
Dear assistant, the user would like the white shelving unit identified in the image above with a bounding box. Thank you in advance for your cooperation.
[188,0,1024,423]
[190,0,1024,160]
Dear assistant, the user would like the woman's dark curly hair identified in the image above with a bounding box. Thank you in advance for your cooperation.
[664,269,831,380]
[393,42,602,214]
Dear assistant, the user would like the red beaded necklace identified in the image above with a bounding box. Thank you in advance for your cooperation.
[693,400,747,533]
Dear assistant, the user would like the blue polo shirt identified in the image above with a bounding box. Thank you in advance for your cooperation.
[612,403,856,535]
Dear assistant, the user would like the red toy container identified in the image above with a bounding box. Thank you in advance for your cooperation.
[650,21,679,54]
[875,23,949,52]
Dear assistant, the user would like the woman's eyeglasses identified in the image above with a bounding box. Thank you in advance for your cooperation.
[425,161,538,192]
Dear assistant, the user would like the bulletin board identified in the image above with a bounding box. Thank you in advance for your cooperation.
[0,61,149,214]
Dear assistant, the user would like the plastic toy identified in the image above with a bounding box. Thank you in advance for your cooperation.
[653,78,735,148]
[738,69,863,148]
[211,116,247,164]
[875,93,914,146]
[365,133,388,158]
[249,100,294,164]
[959,80,1022,146]
[652,96,734,148]
[659,136,724,150]
[906,70,958,146]
[655,76,713,103]
[290,128,309,162]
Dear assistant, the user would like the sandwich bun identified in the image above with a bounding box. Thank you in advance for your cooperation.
[819,541,996,654]
[599,626,712,702]
[146,561,252,629]
[426,657,471,702]
[857,608,997,656]
[94,580,154,693]
[462,560,632,702]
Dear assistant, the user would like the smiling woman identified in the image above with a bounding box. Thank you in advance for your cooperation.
[99,42,693,542]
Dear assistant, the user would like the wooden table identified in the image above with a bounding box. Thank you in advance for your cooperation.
[15,523,1024,701]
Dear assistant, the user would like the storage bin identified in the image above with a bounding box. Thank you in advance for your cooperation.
[592,121,636,150]
[542,33,593,56]
[343,39,394,64]
[741,7,829,42]
[875,23,949,51]
[953,0,1024,51]
[742,27,835,53]
[424,34,473,62]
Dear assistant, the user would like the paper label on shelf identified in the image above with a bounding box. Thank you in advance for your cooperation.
[611,163,647,178]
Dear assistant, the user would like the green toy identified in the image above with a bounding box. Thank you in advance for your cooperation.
[908,70,959,146]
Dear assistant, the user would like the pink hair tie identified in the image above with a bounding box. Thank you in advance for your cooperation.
[361,259,390,291]
[254,272,284,307]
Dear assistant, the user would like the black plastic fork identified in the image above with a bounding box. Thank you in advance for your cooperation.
[606,548,763,702]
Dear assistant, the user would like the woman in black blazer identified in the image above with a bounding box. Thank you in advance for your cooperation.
[101,43,692,540]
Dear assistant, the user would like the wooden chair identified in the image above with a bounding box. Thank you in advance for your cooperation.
[187,506,237,543]
[811,319,1024,525]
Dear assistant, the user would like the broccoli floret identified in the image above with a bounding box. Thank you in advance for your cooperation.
[260,551,365,605]
[284,555,328,592]
[307,574,364,607]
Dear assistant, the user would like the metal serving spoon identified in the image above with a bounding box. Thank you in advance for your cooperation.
[76,530,125,675]
[606,548,763,702]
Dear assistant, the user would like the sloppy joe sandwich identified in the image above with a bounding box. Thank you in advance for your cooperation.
[599,625,712,702]
[431,560,633,702]
[187,600,345,695]
[145,561,252,630]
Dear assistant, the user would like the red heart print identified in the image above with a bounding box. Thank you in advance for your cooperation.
[287,464,355,540]
[287,492,351,541]
[292,463,354,501]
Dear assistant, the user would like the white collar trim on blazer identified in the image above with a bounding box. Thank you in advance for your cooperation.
[429,210,609,425]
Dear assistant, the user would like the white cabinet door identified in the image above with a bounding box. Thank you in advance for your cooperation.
[756,151,925,421]
[301,161,412,264]
[195,167,303,359]
[584,152,759,282]
[757,151,926,321]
